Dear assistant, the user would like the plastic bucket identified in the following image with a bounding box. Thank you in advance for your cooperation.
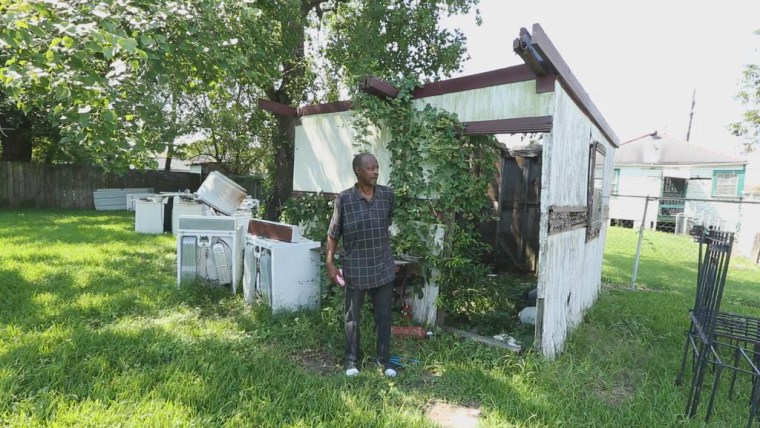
[196,171,247,215]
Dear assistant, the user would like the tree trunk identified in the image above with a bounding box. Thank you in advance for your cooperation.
[164,142,175,172]
[0,114,33,162]
[265,114,297,220]
[263,4,309,220]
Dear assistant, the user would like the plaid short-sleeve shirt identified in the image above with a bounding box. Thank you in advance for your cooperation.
[328,184,395,290]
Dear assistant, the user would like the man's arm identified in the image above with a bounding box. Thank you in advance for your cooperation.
[325,235,341,285]
[326,194,343,286]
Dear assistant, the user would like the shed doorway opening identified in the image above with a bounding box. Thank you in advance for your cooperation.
[443,134,543,348]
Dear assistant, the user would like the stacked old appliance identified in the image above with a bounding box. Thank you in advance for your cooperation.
[174,171,256,292]
[172,171,321,313]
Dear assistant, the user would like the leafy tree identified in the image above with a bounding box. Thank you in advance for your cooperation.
[0,93,62,163]
[0,0,271,169]
[730,30,760,152]
[182,86,273,175]
[1,0,480,219]
[259,0,479,219]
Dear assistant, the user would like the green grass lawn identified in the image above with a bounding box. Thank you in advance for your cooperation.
[1,212,759,427]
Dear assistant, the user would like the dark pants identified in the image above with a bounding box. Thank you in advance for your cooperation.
[344,281,393,365]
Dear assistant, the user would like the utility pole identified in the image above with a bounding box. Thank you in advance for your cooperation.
[686,88,696,142]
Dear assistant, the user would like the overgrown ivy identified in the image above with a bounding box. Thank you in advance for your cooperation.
[280,192,334,243]
[353,76,500,311]
[281,76,500,313]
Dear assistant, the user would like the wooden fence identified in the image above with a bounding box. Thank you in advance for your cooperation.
[0,162,263,210]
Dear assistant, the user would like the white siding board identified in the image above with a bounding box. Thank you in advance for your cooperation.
[618,167,662,179]
[293,112,392,193]
[412,81,554,122]
[581,224,605,311]
[543,86,589,207]
[610,167,661,224]
[618,174,662,196]
[538,229,586,357]
[684,180,741,232]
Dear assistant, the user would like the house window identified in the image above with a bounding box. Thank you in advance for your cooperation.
[612,168,620,195]
[587,141,606,240]
[712,170,744,197]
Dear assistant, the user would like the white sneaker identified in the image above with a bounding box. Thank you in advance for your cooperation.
[383,367,397,377]
[345,362,359,377]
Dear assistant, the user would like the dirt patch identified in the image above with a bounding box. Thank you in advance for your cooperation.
[425,400,482,428]
[596,372,636,407]
[290,349,337,376]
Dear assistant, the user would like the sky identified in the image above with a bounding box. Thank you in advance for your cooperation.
[444,0,760,184]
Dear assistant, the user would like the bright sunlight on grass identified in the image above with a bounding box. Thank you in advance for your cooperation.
[2,213,760,426]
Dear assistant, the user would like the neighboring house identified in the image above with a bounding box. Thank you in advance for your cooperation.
[745,185,760,201]
[261,24,620,358]
[609,131,747,233]
[154,156,193,173]
[153,154,225,175]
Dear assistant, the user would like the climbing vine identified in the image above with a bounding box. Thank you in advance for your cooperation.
[351,76,499,308]
[280,192,334,242]
[281,76,501,312]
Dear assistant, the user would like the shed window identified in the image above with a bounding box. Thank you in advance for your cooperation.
[712,170,744,197]
[587,141,606,240]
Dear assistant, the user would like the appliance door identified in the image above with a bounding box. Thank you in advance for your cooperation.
[257,246,273,307]
[243,239,257,304]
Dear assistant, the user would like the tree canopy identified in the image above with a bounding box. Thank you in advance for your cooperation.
[1,0,272,169]
[730,30,760,152]
[1,0,480,218]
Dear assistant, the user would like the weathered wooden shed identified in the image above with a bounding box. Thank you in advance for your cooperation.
[262,24,619,358]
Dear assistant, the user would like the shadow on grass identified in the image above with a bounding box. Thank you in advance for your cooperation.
[0,318,384,425]
[0,256,180,330]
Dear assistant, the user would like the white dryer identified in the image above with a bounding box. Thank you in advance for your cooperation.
[243,234,321,312]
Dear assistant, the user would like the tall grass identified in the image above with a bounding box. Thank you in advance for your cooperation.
[1,212,759,427]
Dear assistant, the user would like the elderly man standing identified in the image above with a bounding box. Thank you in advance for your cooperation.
[326,153,397,377]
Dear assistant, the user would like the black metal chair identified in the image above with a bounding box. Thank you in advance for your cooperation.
[676,229,760,427]
[675,230,736,421]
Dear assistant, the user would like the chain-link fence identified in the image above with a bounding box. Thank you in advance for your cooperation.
[604,195,760,294]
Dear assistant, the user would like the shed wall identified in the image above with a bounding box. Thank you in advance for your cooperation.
[537,84,615,358]
[291,77,618,358]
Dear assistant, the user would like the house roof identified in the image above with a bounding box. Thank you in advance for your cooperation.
[154,157,192,172]
[616,131,745,166]
[186,154,218,166]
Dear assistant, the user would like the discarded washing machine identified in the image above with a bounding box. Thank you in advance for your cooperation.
[176,215,245,291]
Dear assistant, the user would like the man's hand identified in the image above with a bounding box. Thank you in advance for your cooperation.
[326,263,343,287]
[325,235,344,286]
